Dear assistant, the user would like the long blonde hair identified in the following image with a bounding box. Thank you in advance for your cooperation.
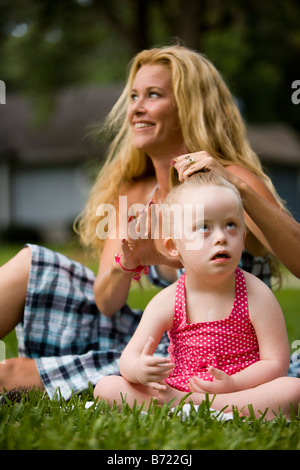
[76,44,285,257]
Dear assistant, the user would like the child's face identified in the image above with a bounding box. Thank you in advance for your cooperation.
[169,185,246,277]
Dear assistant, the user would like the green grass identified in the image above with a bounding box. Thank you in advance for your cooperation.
[0,389,299,450]
[0,243,299,450]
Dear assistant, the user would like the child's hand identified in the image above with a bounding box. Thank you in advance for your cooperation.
[189,366,236,394]
[135,337,175,391]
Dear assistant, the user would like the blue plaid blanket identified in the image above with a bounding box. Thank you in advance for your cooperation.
[15,244,168,398]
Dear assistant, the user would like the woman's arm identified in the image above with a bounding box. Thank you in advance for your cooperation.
[94,217,176,316]
[93,237,133,316]
[226,165,278,253]
[232,173,300,278]
[94,182,181,316]
[93,181,156,316]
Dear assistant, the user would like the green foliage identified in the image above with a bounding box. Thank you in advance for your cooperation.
[0,0,299,128]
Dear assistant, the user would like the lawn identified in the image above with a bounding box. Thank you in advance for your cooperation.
[0,243,299,451]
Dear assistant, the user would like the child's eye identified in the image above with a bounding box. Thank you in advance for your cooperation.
[226,222,237,230]
[195,224,209,232]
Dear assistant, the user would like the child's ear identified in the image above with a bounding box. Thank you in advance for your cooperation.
[164,237,180,258]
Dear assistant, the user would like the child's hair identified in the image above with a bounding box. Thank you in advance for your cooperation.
[165,170,243,207]
[162,171,245,243]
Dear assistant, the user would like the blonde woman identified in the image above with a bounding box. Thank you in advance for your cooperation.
[0,45,298,398]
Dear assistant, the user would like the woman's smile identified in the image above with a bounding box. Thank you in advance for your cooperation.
[128,64,184,156]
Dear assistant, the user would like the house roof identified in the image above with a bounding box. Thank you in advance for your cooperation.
[0,87,299,166]
[0,86,122,165]
[247,123,300,166]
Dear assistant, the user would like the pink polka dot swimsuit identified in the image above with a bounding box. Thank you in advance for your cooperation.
[165,268,260,392]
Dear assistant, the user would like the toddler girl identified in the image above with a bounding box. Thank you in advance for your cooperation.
[94,172,300,419]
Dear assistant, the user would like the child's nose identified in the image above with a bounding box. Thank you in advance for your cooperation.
[214,228,227,244]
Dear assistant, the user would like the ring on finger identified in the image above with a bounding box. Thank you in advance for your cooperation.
[186,156,195,164]
[128,243,137,247]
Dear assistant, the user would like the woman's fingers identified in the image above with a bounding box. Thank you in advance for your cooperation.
[173,151,230,182]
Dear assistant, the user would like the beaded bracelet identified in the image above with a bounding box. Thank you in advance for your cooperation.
[114,253,149,281]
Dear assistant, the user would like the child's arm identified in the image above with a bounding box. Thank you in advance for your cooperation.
[119,284,175,391]
[189,271,290,394]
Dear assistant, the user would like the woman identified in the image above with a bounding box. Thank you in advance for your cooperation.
[0,45,298,398]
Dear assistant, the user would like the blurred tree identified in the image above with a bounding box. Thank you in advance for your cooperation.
[0,0,299,128]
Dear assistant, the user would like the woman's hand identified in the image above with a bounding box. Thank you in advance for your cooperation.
[134,337,175,391]
[122,203,182,269]
[120,203,155,268]
[94,195,181,316]
[172,151,233,183]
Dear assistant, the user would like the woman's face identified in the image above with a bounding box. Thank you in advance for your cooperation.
[127,64,185,158]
